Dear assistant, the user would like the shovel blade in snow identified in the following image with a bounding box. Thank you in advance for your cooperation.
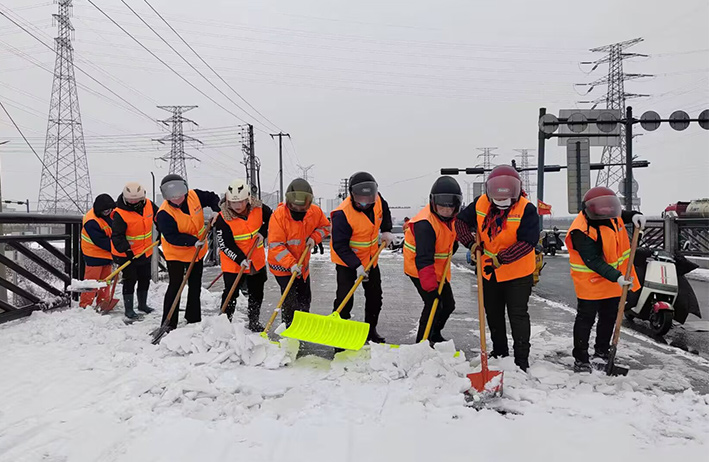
[604,346,629,376]
[97,298,120,313]
[280,311,369,350]
[467,369,504,397]
[150,325,173,345]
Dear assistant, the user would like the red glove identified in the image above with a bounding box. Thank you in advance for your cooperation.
[419,265,438,292]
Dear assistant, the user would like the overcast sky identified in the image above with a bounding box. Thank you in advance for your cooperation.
[0,0,707,219]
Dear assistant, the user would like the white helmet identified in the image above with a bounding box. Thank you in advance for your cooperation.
[123,182,146,202]
[226,179,250,202]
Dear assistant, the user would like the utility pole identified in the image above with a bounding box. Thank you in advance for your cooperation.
[514,148,536,199]
[270,132,290,202]
[338,178,349,200]
[37,0,92,214]
[154,106,201,182]
[240,124,259,196]
[0,140,7,303]
[297,164,315,182]
[578,38,651,210]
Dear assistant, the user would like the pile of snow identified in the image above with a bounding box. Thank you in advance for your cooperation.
[0,282,708,461]
[67,278,109,291]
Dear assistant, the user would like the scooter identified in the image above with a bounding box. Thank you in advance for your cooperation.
[624,250,678,336]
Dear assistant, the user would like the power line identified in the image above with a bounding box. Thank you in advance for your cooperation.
[140,0,282,133]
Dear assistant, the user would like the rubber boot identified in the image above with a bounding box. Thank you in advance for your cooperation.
[137,291,154,314]
[247,302,264,332]
[123,294,138,319]
[366,311,385,343]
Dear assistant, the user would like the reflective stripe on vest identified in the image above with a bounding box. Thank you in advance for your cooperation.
[81,209,112,260]
[220,206,265,274]
[112,200,155,258]
[159,191,207,262]
[403,205,456,282]
[330,196,383,268]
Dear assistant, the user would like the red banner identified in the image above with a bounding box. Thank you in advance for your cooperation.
[537,199,552,216]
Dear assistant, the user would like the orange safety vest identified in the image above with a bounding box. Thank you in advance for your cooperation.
[565,212,640,300]
[111,200,156,258]
[403,205,456,282]
[159,190,207,262]
[81,209,112,260]
[220,205,265,274]
[267,203,331,278]
[475,194,536,282]
[330,196,383,268]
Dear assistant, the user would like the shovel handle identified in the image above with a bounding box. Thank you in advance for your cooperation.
[420,251,453,342]
[610,226,641,347]
[474,232,490,375]
[160,221,214,330]
[206,271,223,290]
[104,240,160,283]
[262,243,313,334]
[220,238,262,314]
[335,242,387,315]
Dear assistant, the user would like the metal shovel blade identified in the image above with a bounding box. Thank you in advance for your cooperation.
[97,298,120,313]
[280,311,369,350]
[605,347,630,376]
[150,325,173,345]
[467,369,504,397]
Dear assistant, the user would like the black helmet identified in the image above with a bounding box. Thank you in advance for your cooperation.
[429,176,463,219]
[160,174,188,201]
[93,193,116,215]
[286,178,313,210]
[348,171,378,206]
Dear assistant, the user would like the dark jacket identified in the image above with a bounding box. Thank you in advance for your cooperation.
[331,193,393,269]
[111,194,159,262]
[215,201,272,269]
[569,210,639,283]
[156,189,220,247]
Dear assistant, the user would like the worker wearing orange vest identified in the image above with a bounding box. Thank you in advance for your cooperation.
[455,165,540,371]
[111,182,159,320]
[404,176,462,343]
[565,186,645,373]
[157,174,220,329]
[214,178,272,331]
[331,172,394,344]
[79,193,116,308]
[268,178,330,326]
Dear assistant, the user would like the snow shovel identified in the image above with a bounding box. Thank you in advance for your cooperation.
[467,234,503,397]
[206,271,223,290]
[220,239,261,315]
[68,241,160,292]
[151,221,213,345]
[606,225,642,377]
[261,243,313,340]
[97,273,120,313]
[280,242,387,350]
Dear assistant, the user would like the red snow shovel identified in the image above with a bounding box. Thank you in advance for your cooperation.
[605,226,641,377]
[97,274,120,313]
[467,233,503,397]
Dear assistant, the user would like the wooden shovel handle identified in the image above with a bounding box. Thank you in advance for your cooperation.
[262,243,313,334]
[474,232,490,373]
[335,242,387,315]
[220,238,262,314]
[610,226,641,346]
[420,251,453,342]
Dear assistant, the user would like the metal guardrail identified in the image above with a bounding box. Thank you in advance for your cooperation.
[0,212,83,323]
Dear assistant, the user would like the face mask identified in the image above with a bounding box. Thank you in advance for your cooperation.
[493,198,512,209]
[289,209,306,221]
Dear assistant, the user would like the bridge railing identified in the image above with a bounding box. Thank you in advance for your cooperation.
[0,212,83,323]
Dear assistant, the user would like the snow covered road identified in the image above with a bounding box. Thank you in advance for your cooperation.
[1,251,708,461]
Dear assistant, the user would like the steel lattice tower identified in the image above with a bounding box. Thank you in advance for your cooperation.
[475,147,498,182]
[582,38,649,202]
[37,0,91,214]
[155,106,201,181]
[514,149,536,197]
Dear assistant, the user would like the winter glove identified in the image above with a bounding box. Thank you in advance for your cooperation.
[306,237,316,249]
[489,253,502,268]
[468,242,483,261]
[255,233,265,244]
[466,250,472,266]
[125,249,135,260]
[356,265,369,282]
[291,264,302,276]
[195,240,206,249]
[616,275,633,288]
[240,259,251,270]
[631,213,646,230]
[419,265,438,292]
[484,265,495,275]
[380,232,395,245]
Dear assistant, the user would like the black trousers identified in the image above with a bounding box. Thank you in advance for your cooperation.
[276,274,312,326]
[573,297,619,362]
[482,273,533,363]
[312,242,324,254]
[410,277,455,342]
[222,269,267,322]
[333,264,382,327]
[162,259,204,328]
[115,256,151,296]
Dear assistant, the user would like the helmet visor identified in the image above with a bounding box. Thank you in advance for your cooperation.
[161,179,188,201]
[351,181,378,205]
[486,176,521,201]
[432,193,462,210]
[285,190,313,209]
[585,195,622,220]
